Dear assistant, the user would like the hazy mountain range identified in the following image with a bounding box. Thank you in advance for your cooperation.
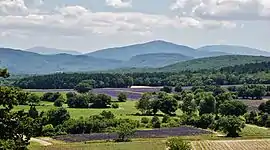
[1,40,270,74]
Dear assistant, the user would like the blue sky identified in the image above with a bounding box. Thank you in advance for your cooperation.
[0,0,269,52]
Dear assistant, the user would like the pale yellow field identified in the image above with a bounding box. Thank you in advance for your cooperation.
[192,139,270,150]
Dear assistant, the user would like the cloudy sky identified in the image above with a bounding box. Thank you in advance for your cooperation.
[0,0,269,52]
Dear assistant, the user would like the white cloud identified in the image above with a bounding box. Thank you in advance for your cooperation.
[0,0,28,16]
[106,0,132,8]
[171,0,270,20]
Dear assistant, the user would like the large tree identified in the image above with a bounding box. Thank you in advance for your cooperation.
[0,69,35,149]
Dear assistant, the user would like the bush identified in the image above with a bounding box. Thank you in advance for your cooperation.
[27,93,40,106]
[91,94,111,108]
[174,85,183,93]
[162,115,170,123]
[151,116,161,128]
[166,137,191,150]
[100,111,115,119]
[112,103,119,109]
[116,123,135,142]
[196,114,215,129]
[74,82,92,93]
[160,86,172,93]
[118,92,127,102]
[46,108,70,126]
[42,92,61,102]
[67,94,91,108]
[141,117,150,124]
[54,97,65,107]
[217,116,245,137]
[42,124,55,136]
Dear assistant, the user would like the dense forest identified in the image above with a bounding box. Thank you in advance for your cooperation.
[14,61,270,89]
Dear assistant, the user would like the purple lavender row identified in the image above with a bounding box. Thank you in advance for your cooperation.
[54,126,212,142]
[92,89,142,100]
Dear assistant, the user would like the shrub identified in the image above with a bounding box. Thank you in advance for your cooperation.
[160,86,172,93]
[166,137,191,150]
[42,92,61,102]
[54,97,65,107]
[100,111,115,119]
[141,117,150,124]
[46,108,70,126]
[42,124,55,136]
[112,103,119,109]
[217,116,245,137]
[118,92,127,102]
[162,115,170,123]
[74,82,92,93]
[116,123,135,142]
[27,93,40,106]
[151,116,161,128]
[174,85,183,93]
[196,114,215,129]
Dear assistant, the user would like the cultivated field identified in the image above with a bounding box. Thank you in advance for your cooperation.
[192,139,270,150]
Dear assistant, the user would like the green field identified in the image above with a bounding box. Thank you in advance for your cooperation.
[14,100,182,120]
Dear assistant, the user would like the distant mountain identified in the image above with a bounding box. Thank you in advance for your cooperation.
[26,46,82,55]
[159,55,270,72]
[87,40,229,61]
[198,45,270,56]
[0,48,122,74]
[124,53,193,68]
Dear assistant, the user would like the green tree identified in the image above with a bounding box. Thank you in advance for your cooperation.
[160,86,173,93]
[74,82,93,93]
[174,84,183,93]
[166,137,191,150]
[181,93,197,115]
[217,116,245,137]
[0,86,35,149]
[46,108,70,126]
[151,116,161,128]
[196,114,215,129]
[199,94,216,115]
[159,95,178,115]
[67,93,91,108]
[258,100,270,114]
[116,123,136,142]
[91,94,111,108]
[135,93,152,115]
[118,92,127,102]
[27,93,40,106]
[219,101,247,116]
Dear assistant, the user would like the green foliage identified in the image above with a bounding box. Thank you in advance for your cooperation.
[28,106,39,119]
[151,116,161,128]
[42,92,61,102]
[141,117,150,124]
[159,95,178,115]
[54,97,65,107]
[174,84,183,92]
[112,103,119,109]
[100,111,115,119]
[0,84,36,149]
[181,93,197,115]
[258,100,270,114]
[27,93,40,106]
[92,94,111,108]
[160,86,173,93]
[219,100,247,116]
[74,81,93,93]
[166,137,191,150]
[67,93,91,108]
[0,68,9,78]
[42,124,55,136]
[46,108,70,126]
[196,114,215,129]
[116,123,136,142]
[217,116,246,137]
[118,92,127,102]
[136,93,152,115]
[162,115,170,123]
[199,93,216,115]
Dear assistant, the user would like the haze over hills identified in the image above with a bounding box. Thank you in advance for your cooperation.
[0,48,121,74]
[26,46,82,55]
[198,45,270,56]
[124,53,193,68]
[1,40,270,74]
[87,40,229,61]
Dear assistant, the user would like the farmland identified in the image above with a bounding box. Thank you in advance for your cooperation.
[192,139,270,150]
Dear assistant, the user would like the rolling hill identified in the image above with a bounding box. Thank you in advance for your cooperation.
[159,55,270,72]
[124,53,193,68]
[87,40,228,61]
[26,46,82,55]
[0,48,122,74]
[198,45,270,56]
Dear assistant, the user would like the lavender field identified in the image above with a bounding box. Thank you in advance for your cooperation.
[26,87,162,100]
[54,126,211,142]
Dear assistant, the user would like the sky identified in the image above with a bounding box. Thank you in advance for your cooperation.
[0,0,269,52]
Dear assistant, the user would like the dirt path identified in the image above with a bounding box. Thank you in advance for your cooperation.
[30,138,52,146]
